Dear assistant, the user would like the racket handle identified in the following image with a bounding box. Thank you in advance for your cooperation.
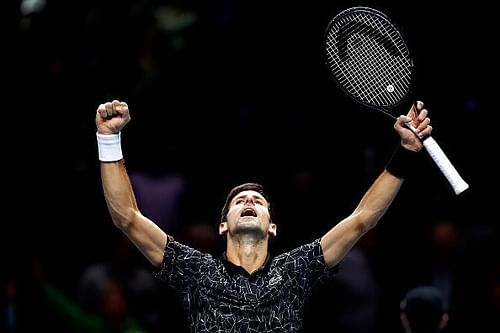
[422,136,469,195]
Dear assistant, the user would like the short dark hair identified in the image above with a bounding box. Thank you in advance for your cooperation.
[220,182,272,224]
[400,286,448,332]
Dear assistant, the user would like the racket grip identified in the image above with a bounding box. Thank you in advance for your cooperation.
[422,136,469,195]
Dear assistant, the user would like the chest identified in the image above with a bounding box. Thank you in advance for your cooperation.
[196,266,300,306]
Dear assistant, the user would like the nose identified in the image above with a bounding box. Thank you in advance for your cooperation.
[244,197,255,205]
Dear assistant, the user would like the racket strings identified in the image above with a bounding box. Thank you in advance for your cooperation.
[359,31,408,105]
[329,18,408,104]
[326,11,412,107]
[328,15,409,95]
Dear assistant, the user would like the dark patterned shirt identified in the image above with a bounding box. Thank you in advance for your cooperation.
[154,236,337,333]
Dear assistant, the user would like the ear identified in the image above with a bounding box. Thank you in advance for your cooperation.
[268,223,277,237]
[219,222,228,235]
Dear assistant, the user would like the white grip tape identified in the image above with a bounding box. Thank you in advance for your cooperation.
[422,137,469,195]
[96,132,123,162]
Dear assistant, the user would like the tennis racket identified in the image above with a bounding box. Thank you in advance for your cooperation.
[324,6,469,195]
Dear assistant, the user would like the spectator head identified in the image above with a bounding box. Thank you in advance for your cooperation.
[400,286,449,333]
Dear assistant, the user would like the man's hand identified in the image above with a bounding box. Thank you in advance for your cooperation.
[394,100,433,152]
[96,100,130,135]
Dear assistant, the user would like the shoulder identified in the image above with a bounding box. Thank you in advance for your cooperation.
[273,238,322,264]
[154,235,218,280]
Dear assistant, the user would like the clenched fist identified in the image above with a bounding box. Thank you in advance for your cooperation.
[96,100,130,135]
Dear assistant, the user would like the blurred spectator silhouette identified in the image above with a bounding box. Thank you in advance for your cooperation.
[452,222,499,333]
[330,231,380,333]
[9,255,151,333]
[3,279,17,333]
[129,172,186,232]
[44,278,148,333]
[428,220,461,307]
[76,171,188,331]
[303,231,380,333]
[400,285,449,333]
[394,217,461,331]
[181,220,219,255]
[487,277,500,332]
[77,235,160,332]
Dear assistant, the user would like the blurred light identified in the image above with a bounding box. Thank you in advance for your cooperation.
[20,0,46,16]
[154,5,198,33]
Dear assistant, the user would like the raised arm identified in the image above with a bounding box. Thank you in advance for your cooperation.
[96,100,167,267]
[320,101,432,267]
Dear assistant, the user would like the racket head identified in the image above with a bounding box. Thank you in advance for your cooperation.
[325,6,414,119]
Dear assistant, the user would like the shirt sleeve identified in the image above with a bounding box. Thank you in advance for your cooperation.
[284,238,339,287]
[153,235,212,292]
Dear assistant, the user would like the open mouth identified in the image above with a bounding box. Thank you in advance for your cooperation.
[240,207,257,217]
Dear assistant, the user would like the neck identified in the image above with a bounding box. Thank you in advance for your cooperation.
[225,235,269,274]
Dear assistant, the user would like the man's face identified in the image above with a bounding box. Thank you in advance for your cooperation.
[219,190,276,238]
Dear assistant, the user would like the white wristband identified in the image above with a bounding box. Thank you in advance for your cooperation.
[96,132,123,162]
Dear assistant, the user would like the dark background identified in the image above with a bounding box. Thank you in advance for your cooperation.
[4,0,498,332]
